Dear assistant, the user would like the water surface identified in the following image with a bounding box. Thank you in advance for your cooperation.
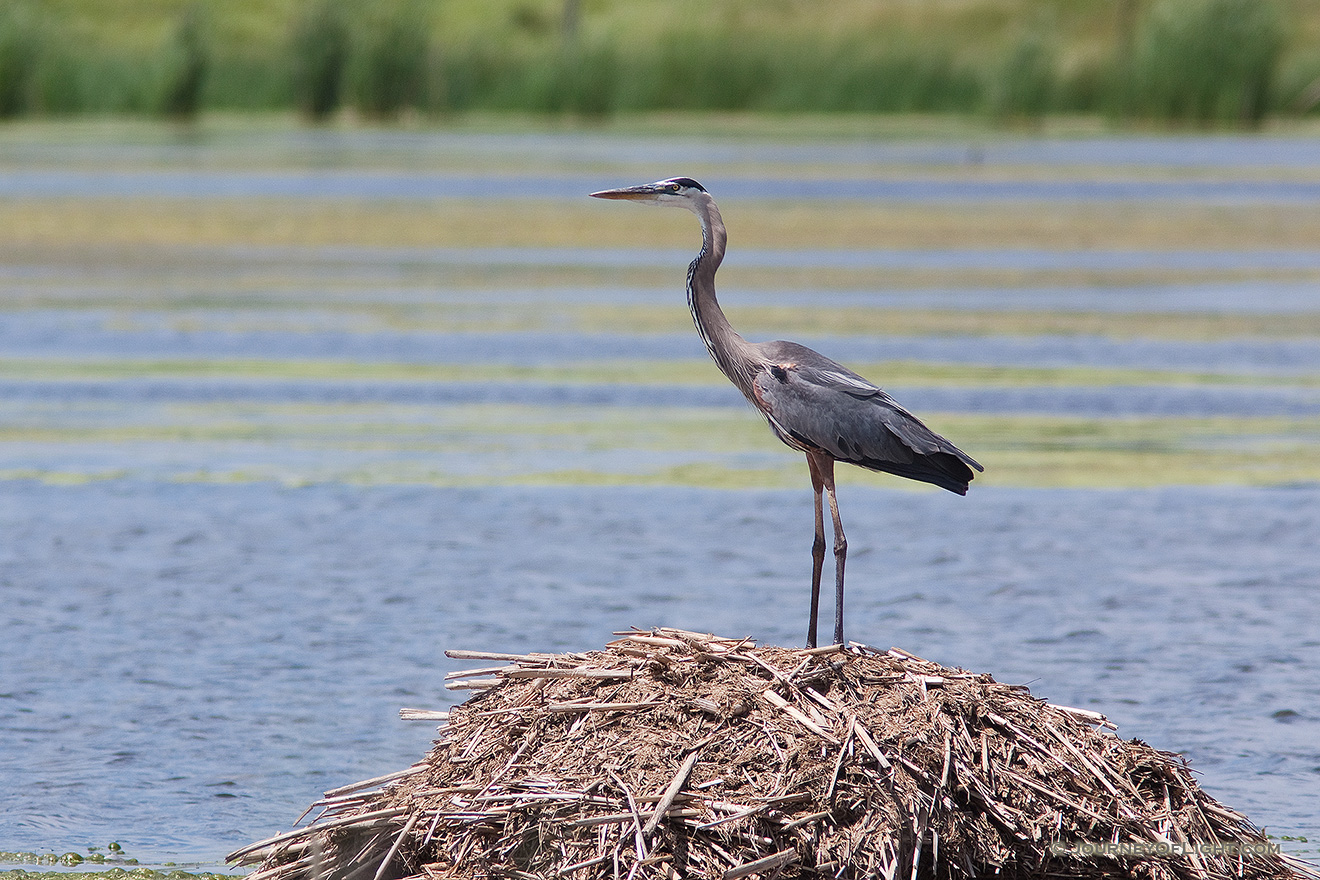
[1,123,1317,870]
[2,482,1318,863]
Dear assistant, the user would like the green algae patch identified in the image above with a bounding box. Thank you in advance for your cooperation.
[0,847,241,880]
[579,302,1320,342]
[10,196,1320,254]
[0,872,237,880]
[516,462,802,490]
[938,413,1320,488]
[2,396,1319,489]
[0,849,238,880]
[0,854,95,868]
[0,469,132,485]
[0,356,1312,389]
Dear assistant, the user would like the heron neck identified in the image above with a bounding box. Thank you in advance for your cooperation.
[688,198,759,399]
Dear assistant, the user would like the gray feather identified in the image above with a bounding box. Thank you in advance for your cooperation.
[751,341,982,493]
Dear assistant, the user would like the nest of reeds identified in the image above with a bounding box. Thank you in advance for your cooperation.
[229,629,1318,880]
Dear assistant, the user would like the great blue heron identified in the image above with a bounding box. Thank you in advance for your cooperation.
[591,177,982,648]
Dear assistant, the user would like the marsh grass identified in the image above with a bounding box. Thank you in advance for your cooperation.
[156,4,208,119]
[289,0,348,120]
[350,1,433,118]
[432,33,984,115]
[0,0,1303,122]
[29,50,152,114]
[991,29,1059,120]
[1124,0,1286,125]
[0,3,40,117]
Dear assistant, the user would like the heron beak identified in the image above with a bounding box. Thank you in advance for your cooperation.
[589,184,665,201]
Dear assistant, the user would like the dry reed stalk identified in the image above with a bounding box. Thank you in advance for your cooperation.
[230,628,1319,880]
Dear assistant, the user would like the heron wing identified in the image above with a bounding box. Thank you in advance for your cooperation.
[751,342,982,493]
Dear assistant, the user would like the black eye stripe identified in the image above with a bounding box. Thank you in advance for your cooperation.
[660,177,706,193]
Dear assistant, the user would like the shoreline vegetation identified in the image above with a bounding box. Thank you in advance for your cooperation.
[0,0,1317,126]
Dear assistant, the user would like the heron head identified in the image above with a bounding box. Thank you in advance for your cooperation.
[590,177,708,210]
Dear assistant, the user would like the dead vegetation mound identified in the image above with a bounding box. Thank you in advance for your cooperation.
[229,629,1317,880]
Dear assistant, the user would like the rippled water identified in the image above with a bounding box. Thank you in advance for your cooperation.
[1,124,1318,870]
[3,483,1318,863]
[9,324,1320,375]
[3,378,1320,419]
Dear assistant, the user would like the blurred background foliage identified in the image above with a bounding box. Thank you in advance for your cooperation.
[0,0,1316,125]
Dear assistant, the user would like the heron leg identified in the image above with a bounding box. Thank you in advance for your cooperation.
[815,454,848,646]
[805,454,827,648]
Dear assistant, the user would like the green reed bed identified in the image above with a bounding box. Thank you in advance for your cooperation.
[1,0,1315,123]
[1120,0,1285,125]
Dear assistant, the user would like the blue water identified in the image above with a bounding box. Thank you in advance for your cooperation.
[6,128,1320,170]
[2,482,1319,864]
[7,169,1320,201]
[2,125,1319,870]
[5,308,1320,375]
[5,127,1320,198]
